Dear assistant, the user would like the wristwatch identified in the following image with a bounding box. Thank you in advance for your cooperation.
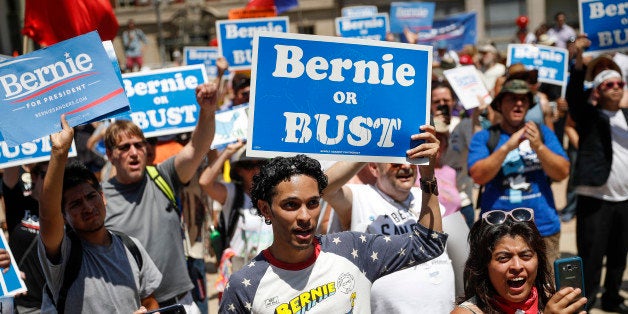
[419,177,439,196]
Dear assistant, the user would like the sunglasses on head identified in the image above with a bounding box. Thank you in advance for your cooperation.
[599,81,626,90]
[481,207,534,225]
[116,141,147,152]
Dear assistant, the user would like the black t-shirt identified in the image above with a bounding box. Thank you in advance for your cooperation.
[3,182,44,309]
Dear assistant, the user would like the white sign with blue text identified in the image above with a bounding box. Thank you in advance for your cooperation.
[183,46,229,80]
[0,31,130,147]
[507,44,569,86]
[0,136,77,170]
[579,0,628,53]
[212,104,249,149]
[216,17,290,71]
[248,32,432,164]
[335,13,390,41]
[117,65,207,138]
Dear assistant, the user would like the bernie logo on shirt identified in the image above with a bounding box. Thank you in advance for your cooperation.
[274,281,336,314]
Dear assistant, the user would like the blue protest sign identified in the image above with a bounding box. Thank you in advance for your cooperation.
[0,136,77,169]
[579,0,628,53]
[389,2,435,34]
[415,12,477,52]
[216,17,290,71]
[183,46,229,80]
[116,65,207,138]
[507,44,569,86]
[335,13,390,41]
[0,232,27,296]
[248,32,432,164]
[341,5,378,18]
[0,31,130,147]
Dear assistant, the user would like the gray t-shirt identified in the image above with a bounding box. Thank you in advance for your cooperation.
[38,231,162,313]
[103,157,193,301]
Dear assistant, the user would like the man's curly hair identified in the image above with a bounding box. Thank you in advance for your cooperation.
[250,154,328,216]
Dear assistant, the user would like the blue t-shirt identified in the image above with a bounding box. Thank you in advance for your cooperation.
[468,125,567,236]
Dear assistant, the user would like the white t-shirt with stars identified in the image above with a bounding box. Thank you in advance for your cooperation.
[219,224,447,313]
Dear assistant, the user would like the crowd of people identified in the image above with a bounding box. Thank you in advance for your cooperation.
[0,10,625,314]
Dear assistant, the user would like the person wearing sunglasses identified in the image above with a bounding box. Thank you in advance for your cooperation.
[451,208,587,314]
[468,79,570,268]
[565,40,628,313]
[100,82,218,313]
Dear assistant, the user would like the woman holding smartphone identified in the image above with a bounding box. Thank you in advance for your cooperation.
[451,208,587,314]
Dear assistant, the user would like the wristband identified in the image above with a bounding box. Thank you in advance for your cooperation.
[419,177,439,196]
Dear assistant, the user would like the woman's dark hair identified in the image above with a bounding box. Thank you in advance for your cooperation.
[250,154,328,216]
[459,218,555,313]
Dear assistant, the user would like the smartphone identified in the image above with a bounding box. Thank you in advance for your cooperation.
[145,304,186,314]
[554,256,585,311]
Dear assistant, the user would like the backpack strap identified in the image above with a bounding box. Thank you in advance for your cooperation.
[110,230,143,271]
[46,230,83,314]
[46,230,144,313]
[146,165,179,213]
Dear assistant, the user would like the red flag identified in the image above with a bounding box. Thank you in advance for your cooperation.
[22,0,119,46]
[247,0,297,14]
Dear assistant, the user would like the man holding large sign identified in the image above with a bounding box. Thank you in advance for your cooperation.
[102,81,218,313]
[247,32,432,164]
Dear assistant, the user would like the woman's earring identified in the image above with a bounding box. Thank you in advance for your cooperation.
[264,218,272,225]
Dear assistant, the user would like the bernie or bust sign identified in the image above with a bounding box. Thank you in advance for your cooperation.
[247,31,432,164]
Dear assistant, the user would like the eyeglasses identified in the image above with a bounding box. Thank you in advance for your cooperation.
[115,141,147,152]
[481,208,535,225]
[599,81,626,90]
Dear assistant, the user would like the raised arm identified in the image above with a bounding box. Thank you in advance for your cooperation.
[407,125,443,232]
[321,161,366,229]
[198,140,245,204]
[39,115,74,260]
[173,82,218,184]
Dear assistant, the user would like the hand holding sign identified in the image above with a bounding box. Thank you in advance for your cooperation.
[407,125,439,166]
[51,114,75,155]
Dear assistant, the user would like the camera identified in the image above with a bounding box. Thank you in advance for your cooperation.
[436,104,450,117]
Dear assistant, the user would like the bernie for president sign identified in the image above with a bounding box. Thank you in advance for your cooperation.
[0,31,129,147]
[247,32,432,164]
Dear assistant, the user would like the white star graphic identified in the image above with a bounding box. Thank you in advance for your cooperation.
[228,304,236,311]
[398,248,406,256]
[245,302,252,310]
[351,249,359,259]
[370,251,378,261]
[332,237,341,245]
[64,52,70,58]
[431,232,439,239]
[408,259,416,265]
[248,261,256,268]
[383,236,391,242]
[242,278,251,287]
[225,282,230,289]
[359,234,367,243]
